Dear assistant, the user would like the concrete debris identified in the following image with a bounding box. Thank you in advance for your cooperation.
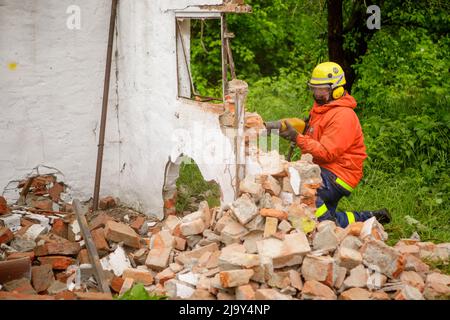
[0,158,449,301]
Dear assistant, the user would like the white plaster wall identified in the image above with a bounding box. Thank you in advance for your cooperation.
[0,0,237,219]
[0,0,120,201]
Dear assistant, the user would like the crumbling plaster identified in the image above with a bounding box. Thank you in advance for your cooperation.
[0,0,240,219]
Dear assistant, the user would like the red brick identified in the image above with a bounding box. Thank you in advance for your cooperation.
[7,252,35,261]
[74,292,113,300]
[0,292,54,300]
[99,196,117,210]
[38,256,76,270]
[48,182,64,202]
[361,239,405,279]
[31,198,53,211]
[260,208,288,220]
[122,268,154,285]
[340,287,372,300]
[15,224,32,237]
[55,271,73,283]
[54,290,77,300]
[302,280,337,300]
[31,264,54,292]
[0,196,10,215]
[61,203,73,213]
[34,241,80,256]
[3,278,36,295]
[21,218,35,227]
[89,212,113,230]
[346,222,364,237]
[110,276,125,293]
[77,249,90,264]
[51,219,68,239]
[236,284,256,300]
[104,220,140,248]
[130,216,145,232]
[0,226,14,244]
[91,227,110,256]
[155,268,175,285]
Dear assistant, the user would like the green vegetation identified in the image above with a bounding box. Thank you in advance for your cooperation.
[115,283,168,300]
[178,0,450,246]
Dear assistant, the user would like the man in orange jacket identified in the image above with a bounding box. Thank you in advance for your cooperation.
[266,62,390,228]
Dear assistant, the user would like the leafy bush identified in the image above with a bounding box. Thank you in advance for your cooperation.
[115,283,168,300]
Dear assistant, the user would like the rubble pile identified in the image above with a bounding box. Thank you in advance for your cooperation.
[0,154,449,300]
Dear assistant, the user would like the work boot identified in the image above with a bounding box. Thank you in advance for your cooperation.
[371,208,391,224]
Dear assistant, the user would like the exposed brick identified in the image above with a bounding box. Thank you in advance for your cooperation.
[174,236,186,251]
[34,241,80,256]
[260,208,287,220]
[313,227,339,251]
[255,288,292,300]
[343,265,369,289]
[104,220,141,249]
[219,248,260,268]
[346,222,364,237]
[6,252,35,261]
[301,255,336,287]
[394,285,424,300]
[48,182,64,202]
[400,271,425,292]
[180,218,205,236]
[31,198,53,211]
[99,196,117,210]
[361,239,405,279]
[0,196,10,215]
[122,268,154,285]
[336,247,363,270]
[3,278,36,295]
[130,216,145,232]
[31,264,54,292]
[75,292,113,300]
[51,219,68,239]
[302,280,337,300]
[91,227,110,256]
[261,175,281,196]
[0,292,54,300]
[89,212,113,231]
[0,226,14,244]
[77,249,90,264]
[54,290,77,300]
[155,267,175,285]
[263,217,278,238]
[219,269,254,288]
[231,194,259,225]
[257,232,311,268]
[37,256,76,270]
[370,291,391,300]
[145,247,171,270]
[340,287,371,300]
[175,243,219,265]
[110,276,125,293]
[423,273,450,300]
[236,284,256,300]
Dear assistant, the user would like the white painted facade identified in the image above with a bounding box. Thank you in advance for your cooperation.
[0,0,250,219]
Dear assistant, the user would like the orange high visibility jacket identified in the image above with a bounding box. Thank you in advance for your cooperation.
[296,93,367,188]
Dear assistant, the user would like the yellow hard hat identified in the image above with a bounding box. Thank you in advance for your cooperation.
[308,62,346,99]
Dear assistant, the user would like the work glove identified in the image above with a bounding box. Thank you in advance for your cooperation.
[264,120,282,133]
[279,120,299,143]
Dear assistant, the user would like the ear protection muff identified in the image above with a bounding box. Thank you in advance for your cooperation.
[332,86,344,100]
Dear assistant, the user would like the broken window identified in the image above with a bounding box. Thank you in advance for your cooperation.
[176,14,236,102]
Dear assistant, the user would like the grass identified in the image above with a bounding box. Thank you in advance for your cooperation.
[175,161,221,214]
